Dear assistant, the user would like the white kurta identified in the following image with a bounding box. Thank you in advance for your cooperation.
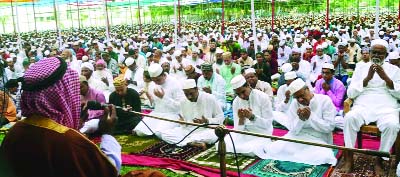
[273,84,292,129]
[134,75,185,137]
[222,89,274,157]
[253,80,273,98]
[310,54,332,82]
[87,77,113,102]
[161,92,224,146]
[123,67,144,92]
[197,74,226,109]
[261,94,337,165]
[344,62,400,152]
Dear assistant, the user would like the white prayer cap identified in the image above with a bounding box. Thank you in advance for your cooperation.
[288,78,306,95]
[338,41,347,47]
[321,42,328,49]
[231,75,247,90]
[348,38,356,43]
[125,57,135,66]
[174,50,182,57]
[5,58,12,62]
[321,35,326,38]
[388,51,400,60]
[216,48,224,54]
[148,63,163,77]
[73,41,80,46]
[146,52,153,58]
[305,44,312,49]
[44,50,50,56]
[244,68,256,75]
[81,62,94,71]
[300,34,306,39]
[285,34,292,38]
[294,38,302,43]
[371,39,389,51]
[291,48,301,54]
[379,31,385,35]
[316,45,323,50]
[192,48,200,54]
[356,24,360,27]
[82,56,89,61]
[257,33,262,37]
[284,71,297,80]
[322,63,335,70]
[9,53,16,58]
[183,79,197,89]
[281,63,293,73]
[271,73,281,80]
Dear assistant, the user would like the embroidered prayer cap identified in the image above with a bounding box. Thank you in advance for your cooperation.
[113,76,126,87]
[284,71,297,80]
[183,79,197,90]
[81,62,94,71]
[288,78,306,95]
[244,68,256,75]
[201,63,213,71]
[184,65,195,73]
[231,75,247,90]
[148,63,163,77]
[281,63,293,73]
[125,57,135,66]
[371,39,389,51]
[21,57,81,129]
[322,63,335,70]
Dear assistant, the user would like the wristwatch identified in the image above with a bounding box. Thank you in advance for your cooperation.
[249,114,256,121]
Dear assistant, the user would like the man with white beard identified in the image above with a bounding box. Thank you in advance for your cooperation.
[81,62,114,102]
[123,57,144,92]
[92,59,114,92]
[133,63,185,137]
[160,79,224,148]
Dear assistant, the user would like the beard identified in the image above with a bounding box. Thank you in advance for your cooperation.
[216,59,223,65]
[210,48,216,53]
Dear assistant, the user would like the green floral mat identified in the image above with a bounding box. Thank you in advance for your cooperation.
[115,135,161,154]
[120,165,197,177]
[187,145,258,172]
[243,150,338,177]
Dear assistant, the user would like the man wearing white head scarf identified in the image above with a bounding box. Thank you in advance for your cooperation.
[221,75,273,157]
[161,79,223,147]
[81,63,113,102]
[260,78,337,165]
[342,39,400,175]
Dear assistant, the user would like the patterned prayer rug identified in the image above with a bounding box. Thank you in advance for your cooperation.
[115,135,160,154]
[120,165,199,177]
[330,153,395,177]
[242,150,339,177]
[137,141,205,161]
[187,146,258,172]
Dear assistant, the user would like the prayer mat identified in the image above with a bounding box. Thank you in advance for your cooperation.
[243,150,339,177]
[120,165,198,177]
[187,146,258,172]
[138,141,205,161]
[115,135,160,154]
[0,133,5,144]
[330,152,395,177]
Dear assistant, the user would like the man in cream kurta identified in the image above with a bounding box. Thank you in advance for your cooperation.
[197,63,226,109]
[260,78,337,165]
[133,63,185,137]
[342,39,400,175]
[161,79,224,147]
[221,75,273,157]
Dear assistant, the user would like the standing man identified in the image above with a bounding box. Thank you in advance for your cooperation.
[342,39,400,175]
[161,79,224,148]
[223,75,273,157]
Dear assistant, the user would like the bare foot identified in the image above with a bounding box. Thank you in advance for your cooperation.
[189,142,207,150]
[340,160,354,174]
[374,158,385,176]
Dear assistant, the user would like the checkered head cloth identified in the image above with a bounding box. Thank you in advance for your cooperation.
[21,57,81,129]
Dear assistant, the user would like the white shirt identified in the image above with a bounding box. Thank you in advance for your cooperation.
[123,67,145,92]
[197,73,226,109]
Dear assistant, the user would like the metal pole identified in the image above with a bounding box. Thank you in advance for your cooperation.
[15,1,21,49]
[221,0,225,36]
[178,0,181,33]
[326,0,329,29]
[215,126,227,177]
[398,0,400,31]
[357,0,360,21]
[272,0,275,31]
[129,0,133,26]
[251,0,257,56]
[174,0,178,45]
[54,0,62,50]
[138,0,142,33]
[77,0,81,30]
[10,0,16,34]
[375,0,380,39]
[32,0,37,32]
[104,0,110,41]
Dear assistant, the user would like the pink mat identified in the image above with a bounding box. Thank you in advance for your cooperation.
[122,154,256,177]
[122,128,381,177]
